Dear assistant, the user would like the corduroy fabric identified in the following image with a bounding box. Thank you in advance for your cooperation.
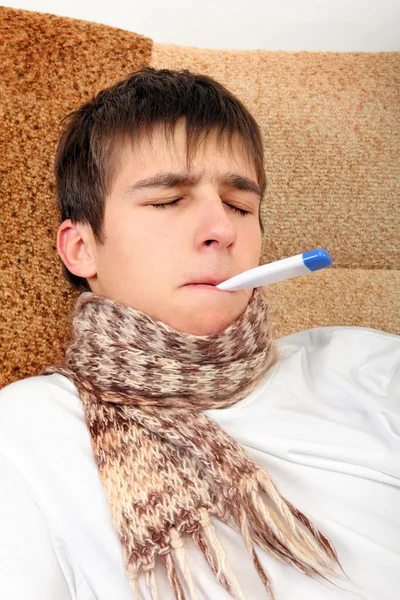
[42,287,348,599]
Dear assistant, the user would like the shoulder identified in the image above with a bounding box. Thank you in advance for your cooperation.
[271,326,400,475]
[277,324,399,356]
[0,449,75,600]
[0,372,81,421]
[276,325,400,396]
[0,371,79,414]
[0,373,85,457]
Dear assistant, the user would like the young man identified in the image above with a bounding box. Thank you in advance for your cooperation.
[0,68,399,600]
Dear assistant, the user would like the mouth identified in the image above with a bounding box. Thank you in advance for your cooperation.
[183,277,233,293]
[185,276,228,287]
[190,281,221,287]
[186,275,229,286]
[183,284,229,294]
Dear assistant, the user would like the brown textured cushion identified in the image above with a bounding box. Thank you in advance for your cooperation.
[0,7,153,388]
[1,7,398,389]
[151,45,400,336]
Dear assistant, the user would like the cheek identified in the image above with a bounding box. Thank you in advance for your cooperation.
[102,211,170,271]
[251,222,262,247]
[242,221,262,256]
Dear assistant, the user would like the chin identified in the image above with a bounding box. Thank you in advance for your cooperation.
[175,307,243,336]
[163,288,251,335]
[185,323,229,336]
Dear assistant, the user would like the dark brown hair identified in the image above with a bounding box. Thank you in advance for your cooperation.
[55,67,267,291]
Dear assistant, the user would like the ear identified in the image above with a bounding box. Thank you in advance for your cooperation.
[57,220,98,279]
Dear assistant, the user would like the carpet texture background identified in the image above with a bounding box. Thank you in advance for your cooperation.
[1,6,399,389]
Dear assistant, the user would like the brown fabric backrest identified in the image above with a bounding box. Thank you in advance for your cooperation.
[1,7,398,389]
[0,7,152,387]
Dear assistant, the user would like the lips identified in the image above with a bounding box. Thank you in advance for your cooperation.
[186,277,227,286]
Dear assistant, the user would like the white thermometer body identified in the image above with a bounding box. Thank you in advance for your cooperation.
[216,248,332,291]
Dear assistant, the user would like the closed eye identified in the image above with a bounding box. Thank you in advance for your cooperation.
[228,205,249,216]
[150,199,249,215]
[150,198,182,209]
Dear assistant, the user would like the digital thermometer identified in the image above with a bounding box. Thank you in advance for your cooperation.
[215,248,332,291]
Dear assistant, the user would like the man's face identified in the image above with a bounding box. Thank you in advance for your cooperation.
[84,120,263,335]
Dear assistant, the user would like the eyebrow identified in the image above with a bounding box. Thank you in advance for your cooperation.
[123,171,262,199]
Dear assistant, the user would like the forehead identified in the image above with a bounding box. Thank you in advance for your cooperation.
[118,120,257,178]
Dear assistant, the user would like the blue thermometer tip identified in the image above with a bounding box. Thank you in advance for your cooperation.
[302,248,332,271]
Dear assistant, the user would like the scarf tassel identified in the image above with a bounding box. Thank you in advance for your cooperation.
[198,509,247,600]
[129,552,186,600]
[164,517,247,600]
[238,469,349,589]
[126,484,347,600]
[130,515,251,600]
[192,527,235,596]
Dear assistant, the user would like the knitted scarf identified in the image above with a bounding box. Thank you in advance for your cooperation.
[42,287,345,599]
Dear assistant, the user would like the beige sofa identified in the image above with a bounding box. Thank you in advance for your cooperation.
[1,6,398,389]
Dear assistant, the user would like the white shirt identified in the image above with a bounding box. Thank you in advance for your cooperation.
[0,326,399,600]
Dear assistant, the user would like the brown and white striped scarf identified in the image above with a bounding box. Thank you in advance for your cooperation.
[42,287,346,599]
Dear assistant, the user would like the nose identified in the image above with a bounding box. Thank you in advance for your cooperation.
[194,189,237,250]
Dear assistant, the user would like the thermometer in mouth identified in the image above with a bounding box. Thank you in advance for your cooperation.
[215,248,332,291]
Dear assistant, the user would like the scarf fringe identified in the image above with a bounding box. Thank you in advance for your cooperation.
[192,527,234,596]
[128,485,349,600]
[130,514,252,600]
[162,547,186,599]
[145,569,161,600]
[162,515,247,600]
[130,572,141,600]
[236,499,276,599]
[254,470,348,582]
[199,509,247,600]
[170,528,198,600]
